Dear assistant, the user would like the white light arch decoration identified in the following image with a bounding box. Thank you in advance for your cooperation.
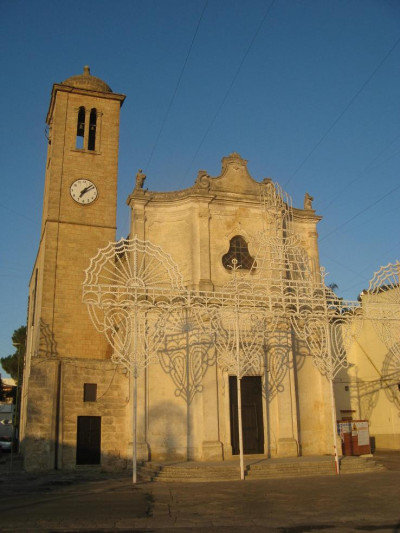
[365,261,400,368]
[83,182,397,482]
[157,305,216,459]
[210,261,267,479]
[83,236,185,483]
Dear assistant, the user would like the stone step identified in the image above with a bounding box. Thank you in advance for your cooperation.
[137,456,386,483]
[139,466,239,477]
[339,457,385,474]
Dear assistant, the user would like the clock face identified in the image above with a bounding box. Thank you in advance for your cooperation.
[70,179,98,205]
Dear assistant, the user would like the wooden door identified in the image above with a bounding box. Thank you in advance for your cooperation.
[76,416,101,465]
[229,376,264,455]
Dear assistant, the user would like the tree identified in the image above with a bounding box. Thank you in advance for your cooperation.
[1,326,26,383]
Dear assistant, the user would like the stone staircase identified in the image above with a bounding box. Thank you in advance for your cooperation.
[339,455,386,474]
[246,455,385,479]
[138,461,241,482]
[137,455,385,483]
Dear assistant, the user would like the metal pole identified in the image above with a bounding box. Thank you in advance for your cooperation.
[326,322,340,475]
[330,377,340,475]
[235,296,245,480]
[11,342,22,470]
[132,371,137,484]
[132,308,138,484]
[237,375,245,480]
[185,310,190,460]
[13,343,22,452]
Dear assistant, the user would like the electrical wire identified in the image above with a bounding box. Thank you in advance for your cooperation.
[325,236,400,295]
[284,33,400,188]
[320,133,400,212]
[96,366,120,402]
[322,204,399,243]
[320,181,400,243]
[319,252,367,283]
[184,0,276,179]
[144,0,209,172]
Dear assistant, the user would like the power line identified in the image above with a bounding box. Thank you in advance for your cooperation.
[322,204,399,243]
[320,182,400,243]
[144,0,209,172]
[284,33,400,188]
[325,235,400,293]
[320,251,369,284]
[319,132,400,212]
[184,0,276,178]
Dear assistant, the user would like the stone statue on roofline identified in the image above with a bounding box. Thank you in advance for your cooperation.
[135,169,146,190]
[304,192,314,210]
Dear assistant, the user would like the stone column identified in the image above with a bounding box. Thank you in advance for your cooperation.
[83,108,90,151]
[201,362,223,460]
[129,197,148,240]
[276,330,299,457]
[307,229,320,282]
[134,369,150,461]
[197,200,214,292]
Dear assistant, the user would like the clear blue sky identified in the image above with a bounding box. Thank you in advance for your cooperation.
[1,0,399,373]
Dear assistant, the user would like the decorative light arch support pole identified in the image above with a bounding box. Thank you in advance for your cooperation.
[212,260,266,481]
[131,309,139,484]
[235,304,245,481]
[157,302,217,460]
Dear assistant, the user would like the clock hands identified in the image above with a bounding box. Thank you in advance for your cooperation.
[79,184,95,198]
[71,179,97,205]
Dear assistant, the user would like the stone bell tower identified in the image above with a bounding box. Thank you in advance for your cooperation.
[20,68,126,471]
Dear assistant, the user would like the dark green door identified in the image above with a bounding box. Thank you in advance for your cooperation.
[229,376,264,455]
[76,416,101,465]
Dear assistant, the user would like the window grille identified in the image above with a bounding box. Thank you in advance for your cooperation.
[222,235,256,271]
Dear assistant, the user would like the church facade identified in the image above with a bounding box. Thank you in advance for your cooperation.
[21,68,337,472]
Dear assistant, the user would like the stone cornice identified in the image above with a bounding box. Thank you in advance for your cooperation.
[126,153,322,223]
[46,83,126,124]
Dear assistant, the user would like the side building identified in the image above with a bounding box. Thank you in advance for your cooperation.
[335,287,400,451]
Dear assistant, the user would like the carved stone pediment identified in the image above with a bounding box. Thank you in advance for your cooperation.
[128,153,263,204]
[208,152,260,195]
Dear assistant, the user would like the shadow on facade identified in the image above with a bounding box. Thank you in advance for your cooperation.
[381,347,400,413]
[37,319,59,358]
[147,402,187,461]
[336,346,400,429]
[157,313,216,460]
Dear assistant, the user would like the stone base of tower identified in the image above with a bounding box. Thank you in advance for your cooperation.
[21,358,131,472]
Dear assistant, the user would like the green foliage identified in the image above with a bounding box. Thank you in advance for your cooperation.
[1,326,26,383]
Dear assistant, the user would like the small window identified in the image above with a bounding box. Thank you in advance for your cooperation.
[222,235,256,271]
[83,383,97,402]
[88,108,97,151]
[76,107,85,149]
[345,385,349,392]
[397,383,400,392]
